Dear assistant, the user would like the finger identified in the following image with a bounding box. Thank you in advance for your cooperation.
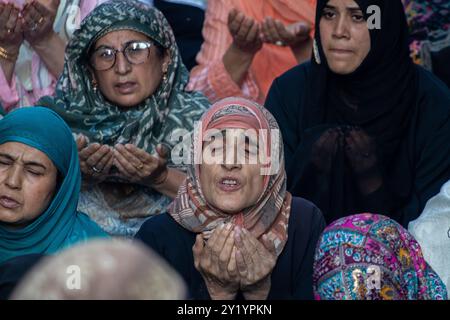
[30,1,50,18]
[218,226,235,272]
[113,149,135,177]
[155,144,170,162]
[266,18,282,43]
[112,157,132,178]
[4,5,17,30]
[261,234,277,257]
[234,227,253,271]
[261,18,276,43]
[0,5,13,28]
[93,148,114,171]
[85,145,111,167]
[102,152,115,174]
[235,248,248,278]
[76,135,87,151]
[213,223,233,254]
[23,3,41,24]
[124,144,152,165]
[78,143,101,161]
[245,19,260,43]
[228,9,245,36]
[116,144,144,169]
[8,7,20,30]
[274,20,291,41]
[193,234,205,270]
[236,16,254,42]
[228,247,238,278]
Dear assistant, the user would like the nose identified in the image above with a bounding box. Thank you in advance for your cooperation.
[333,15,350,39]
[221,144,242,170]
[114,51,132,74]
[5,165,22,190]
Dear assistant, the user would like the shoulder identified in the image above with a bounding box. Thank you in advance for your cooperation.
[415,66,450,118]
[289,196,326,236]
[271,62,312,91]
[135,213,189,244]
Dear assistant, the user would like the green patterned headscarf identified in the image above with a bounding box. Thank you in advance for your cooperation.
[39,0,209,154]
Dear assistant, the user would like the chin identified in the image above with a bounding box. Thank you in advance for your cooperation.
[328,62,359,75]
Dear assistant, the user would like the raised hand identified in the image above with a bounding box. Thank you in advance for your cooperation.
[76,134,114,184]
[193,224,240,300]
[234,227,276,299]
[22,0,60,46]
[113,143,169,187]
[0,3,23,58]
[227,8,262,55]
[344,127,382,195]
[260,17,310,48]
[311,128,342,174]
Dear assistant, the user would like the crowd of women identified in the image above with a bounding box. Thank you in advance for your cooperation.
[0,0,449,300]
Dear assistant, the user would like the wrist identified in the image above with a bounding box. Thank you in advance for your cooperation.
[149,167,169,187]
[0,46,19,62]
[242,277,271,300]
[31,31,58,50]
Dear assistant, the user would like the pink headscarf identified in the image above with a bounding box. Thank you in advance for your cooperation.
[169,97,292,256]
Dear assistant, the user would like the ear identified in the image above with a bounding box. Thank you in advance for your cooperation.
[162,50,171,73]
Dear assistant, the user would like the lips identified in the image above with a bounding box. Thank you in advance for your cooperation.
[329,48,354,55]
[0,196,21,209]
[217,176,242,192]
[114,82,137,94]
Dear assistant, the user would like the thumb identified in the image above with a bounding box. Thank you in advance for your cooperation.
[156,143,170,160]
[261,234,277,257]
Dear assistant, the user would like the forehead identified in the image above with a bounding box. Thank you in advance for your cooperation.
[95,30,150,47]
[325,0,361,9]
[0,142,53,164]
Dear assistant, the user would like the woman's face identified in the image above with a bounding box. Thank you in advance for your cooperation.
[91,30,169,108]
[319,0,371,74]
[199,129,266,214]
[0,142,58,227]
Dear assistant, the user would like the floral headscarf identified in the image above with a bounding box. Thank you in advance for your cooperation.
[313,213,447,300]
[169,97,292,256]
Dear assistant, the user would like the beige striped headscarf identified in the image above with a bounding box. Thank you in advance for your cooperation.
[169,97,291,256]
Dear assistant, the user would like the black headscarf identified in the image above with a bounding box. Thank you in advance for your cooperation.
[276,0,420,224]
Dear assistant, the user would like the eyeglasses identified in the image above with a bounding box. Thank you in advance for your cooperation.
[90,41,153,71]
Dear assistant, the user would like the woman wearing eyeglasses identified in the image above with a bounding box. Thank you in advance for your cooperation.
[38,0,209,236]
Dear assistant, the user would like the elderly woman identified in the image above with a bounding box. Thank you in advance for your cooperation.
[265,0,450,226]
[136,97,326,300]
[0,107,107,265]
[0,0,107,113]
[313,213,447,300]
[39,0,209,236]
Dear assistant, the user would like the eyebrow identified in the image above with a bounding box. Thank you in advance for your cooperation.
[94,40,148,51]
[324,4,363,12]
[0,153,48,170]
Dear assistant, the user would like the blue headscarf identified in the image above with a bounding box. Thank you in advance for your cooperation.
[0,107,107,264]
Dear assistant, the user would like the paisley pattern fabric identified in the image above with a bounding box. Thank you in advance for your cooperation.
[402,0,450,69]
[314,213,447,300]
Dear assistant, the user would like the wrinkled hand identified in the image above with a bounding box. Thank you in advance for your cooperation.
[260,17,310,47]
[76,135,114,184]
[113,143,169,187]
[0,3,23,55]
[193,224,240,300]
[344,128,382,194]
[311,128,342,174]
[22,0,59,46]
[227,8,262,55]
[234,227,276,298]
